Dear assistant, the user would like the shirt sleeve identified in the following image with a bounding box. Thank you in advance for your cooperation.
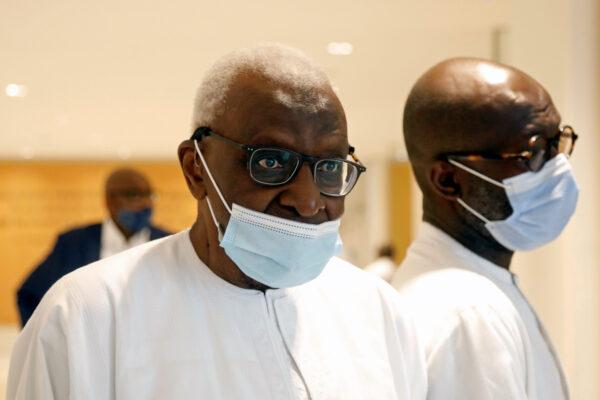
[425,305,530,400]
[7,270,114,400]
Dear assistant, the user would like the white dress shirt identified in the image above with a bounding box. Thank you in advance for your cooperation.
[8,230,427,400]
[392,222,569,400]
[99,218,150,259]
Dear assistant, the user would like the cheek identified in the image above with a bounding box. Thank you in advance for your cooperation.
[479,163,528,182]
[465,180,513,220]
[325,197,345,220]
[229,180,281,211]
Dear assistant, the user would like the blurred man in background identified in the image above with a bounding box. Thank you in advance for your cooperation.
[16,167,170,326]
[392,58,578,399]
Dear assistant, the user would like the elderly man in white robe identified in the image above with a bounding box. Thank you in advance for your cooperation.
[7,45,427,400]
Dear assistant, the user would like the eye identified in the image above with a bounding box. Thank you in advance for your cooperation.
[258,157,283,169]
[318,160,340,173]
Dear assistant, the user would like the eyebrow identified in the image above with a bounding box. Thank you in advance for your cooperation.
[250,131,349,157]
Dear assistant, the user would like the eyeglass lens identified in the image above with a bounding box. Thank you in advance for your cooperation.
[249,148,359,196]
[527,128,576,171]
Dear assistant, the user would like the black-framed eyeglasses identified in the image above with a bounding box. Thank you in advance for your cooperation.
[446,125,578,172]
[191,126,367,197]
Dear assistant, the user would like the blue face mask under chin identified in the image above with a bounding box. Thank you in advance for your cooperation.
[449,154,579,251]
[194,140,343,288]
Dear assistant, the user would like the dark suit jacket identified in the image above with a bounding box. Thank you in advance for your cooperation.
[17,222,170,326]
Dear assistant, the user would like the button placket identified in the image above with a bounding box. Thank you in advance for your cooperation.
[274,297,327,400]
[263,293,300,399]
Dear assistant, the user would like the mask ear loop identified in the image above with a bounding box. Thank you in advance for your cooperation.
[456,198,491,224]
[447,159,507,189]
[447,159,506,225]
[206,197,224,241]
[194,139,230,241]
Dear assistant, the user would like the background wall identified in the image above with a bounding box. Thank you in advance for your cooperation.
[1,0,598,398]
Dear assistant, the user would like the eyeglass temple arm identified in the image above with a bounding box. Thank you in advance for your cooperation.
[191,127,249,150]
[349,145,365,165]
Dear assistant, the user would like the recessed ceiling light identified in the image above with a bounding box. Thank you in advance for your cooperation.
[327,42,353,56]
[5,83,28,97]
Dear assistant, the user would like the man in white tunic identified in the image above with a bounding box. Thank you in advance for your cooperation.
[8,45,427,400]
[392,58,579,399]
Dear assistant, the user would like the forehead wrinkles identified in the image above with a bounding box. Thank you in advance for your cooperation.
[217,76,345,142]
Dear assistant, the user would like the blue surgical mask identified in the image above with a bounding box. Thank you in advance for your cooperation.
[194,140,343,288]
[116,207,153,234]
[449,154,579,251]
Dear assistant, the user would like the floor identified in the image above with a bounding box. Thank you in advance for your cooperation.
[0,326,19,400]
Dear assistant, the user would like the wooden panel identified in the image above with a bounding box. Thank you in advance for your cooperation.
[388,161,413,264]
[0,161,196,324]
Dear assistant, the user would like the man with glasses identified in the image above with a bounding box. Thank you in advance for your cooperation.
[8,45,426,399]
[16,167,169,326]
[392,58,578,399]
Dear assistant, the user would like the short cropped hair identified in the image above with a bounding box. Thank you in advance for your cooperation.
[191,44,332,129]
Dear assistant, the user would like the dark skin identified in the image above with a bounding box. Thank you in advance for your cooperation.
[105,168,154,240]
[404,58,562,270]
[178,73,348,291]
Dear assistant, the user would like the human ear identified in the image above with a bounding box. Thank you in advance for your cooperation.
[429,160,461,200]
[178,140,207,200]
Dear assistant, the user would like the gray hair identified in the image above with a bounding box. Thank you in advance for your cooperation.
[191,44,332,130]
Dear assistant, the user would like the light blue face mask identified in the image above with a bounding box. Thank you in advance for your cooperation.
[449,154,579,251]
[194,140,343,288]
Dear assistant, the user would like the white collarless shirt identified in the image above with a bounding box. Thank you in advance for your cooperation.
[8,230,427,400]
[391,222,569,400]
[99,218,151,259]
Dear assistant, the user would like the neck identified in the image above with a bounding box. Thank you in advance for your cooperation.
[188,212,270,291]
[423,204,514,270]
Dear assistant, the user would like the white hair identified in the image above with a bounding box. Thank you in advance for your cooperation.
[191,44,333,130]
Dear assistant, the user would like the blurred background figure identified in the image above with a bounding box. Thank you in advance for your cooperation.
[16,168,170,327]
[364,244,396,282]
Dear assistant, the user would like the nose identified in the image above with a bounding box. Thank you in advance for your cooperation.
[278,164,325,218]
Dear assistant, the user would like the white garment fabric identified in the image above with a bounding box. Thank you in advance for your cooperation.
[364,257,397,283]
[8,230,427,400]
[391,222,569,400]
[99,218,150,259]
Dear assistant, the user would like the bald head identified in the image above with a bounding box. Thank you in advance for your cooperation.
[105,168,151,196]
[404,57,559,191]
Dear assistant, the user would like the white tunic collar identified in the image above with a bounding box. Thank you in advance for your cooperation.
[413,222,515,285]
